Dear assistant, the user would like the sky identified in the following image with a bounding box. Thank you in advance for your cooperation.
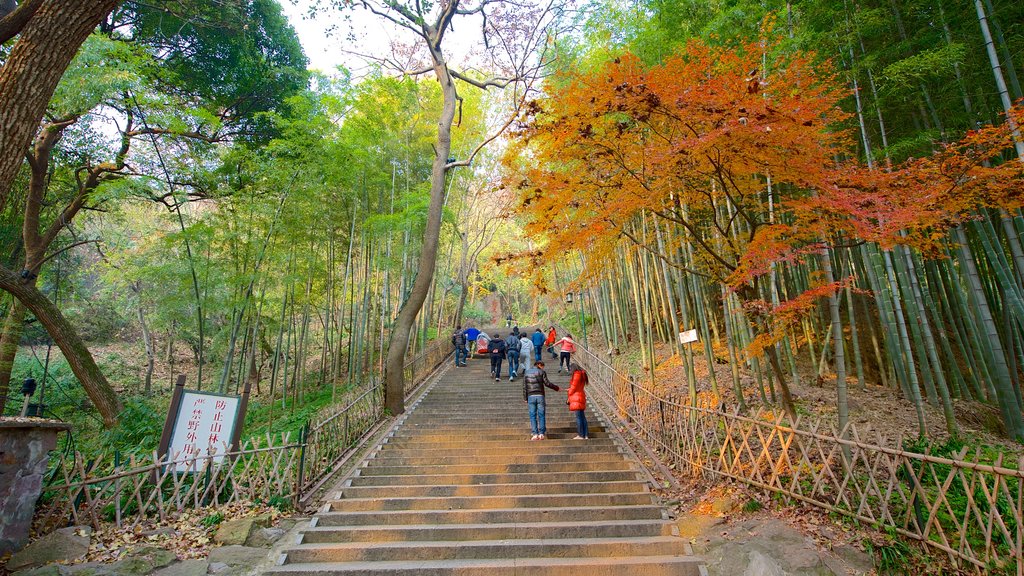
[279,1,391,75]
[279,0,481,78]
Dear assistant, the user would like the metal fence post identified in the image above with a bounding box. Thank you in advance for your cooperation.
[295,421,310,505]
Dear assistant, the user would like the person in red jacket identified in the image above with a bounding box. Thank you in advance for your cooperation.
[567,362,589,439]
[544,326,557,359]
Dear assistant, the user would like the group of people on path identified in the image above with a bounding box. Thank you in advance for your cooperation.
[451,324,589,441]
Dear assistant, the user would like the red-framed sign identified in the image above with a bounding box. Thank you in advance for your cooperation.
[157,375,251,472]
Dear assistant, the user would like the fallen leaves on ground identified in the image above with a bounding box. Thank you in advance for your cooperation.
[83,502,283,563]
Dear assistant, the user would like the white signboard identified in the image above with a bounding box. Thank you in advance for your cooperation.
[167,391,241,470]
[678,329,699,345]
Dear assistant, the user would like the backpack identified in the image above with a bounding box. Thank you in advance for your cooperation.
[489,338,506,355]
[506,334,521,353]
[452,330,466,346]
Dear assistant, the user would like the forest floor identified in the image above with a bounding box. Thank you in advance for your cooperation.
[610,338,1024,458]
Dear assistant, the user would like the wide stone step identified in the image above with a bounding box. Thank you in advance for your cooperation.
[384,431,607,441]
[380,438,617,449]
[298,519,675,544]
[364,453,621,467]
[357,461,633,476]
[339,480,646,499]
[263,555,703,575]
[347,470,642,486]
[368,444,616,457]
[281,536,688,563]
[313,505,667,526]
[327,492,654,512]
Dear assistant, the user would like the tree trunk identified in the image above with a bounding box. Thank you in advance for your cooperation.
[0,265,121,425]
[382,26,458,416]
[137,302,155,395]
[0,299,26,414]
[0,0,120,208]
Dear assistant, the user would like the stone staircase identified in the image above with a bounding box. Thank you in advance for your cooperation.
[265,352,705,575]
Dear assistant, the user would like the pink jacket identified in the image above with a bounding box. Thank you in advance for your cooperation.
[554,337,576,353]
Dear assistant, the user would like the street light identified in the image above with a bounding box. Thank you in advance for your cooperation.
[565,291,587,346]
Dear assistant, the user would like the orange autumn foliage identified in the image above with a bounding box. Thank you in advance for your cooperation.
[505,36,1024,355]
[504,38,850,293]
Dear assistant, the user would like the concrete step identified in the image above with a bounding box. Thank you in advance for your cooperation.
[380,438,617,449]
[356,461,634,476]
[312,505,668,526]
[367,444,616,457]
[298,519,676,544]
[326,492,654,512]
[263,555,704,575]
[281,536,688,563]
[364,453,623,467]
[384,431,607,441]
[339,480,647,498]
[347,470,643,486]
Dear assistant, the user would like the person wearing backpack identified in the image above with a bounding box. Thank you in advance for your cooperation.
[487,333,507,382]
[451,325,467,367]
[567,362,589,439]
[531,328,545,363]
[505,331,522,380]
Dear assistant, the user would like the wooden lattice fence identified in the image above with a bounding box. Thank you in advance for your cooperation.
[576,346,1024,574]
[34,338,453,535]
[301,337,452,495]
[34,433,302,533]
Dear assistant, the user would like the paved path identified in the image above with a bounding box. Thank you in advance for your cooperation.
[264,350,704,575]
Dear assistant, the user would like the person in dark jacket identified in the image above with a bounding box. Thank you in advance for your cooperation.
[451,325,467,367]
[531,328,545,363]
[487,333,507,382]
[523,361,560,440]
[505,331,522,380]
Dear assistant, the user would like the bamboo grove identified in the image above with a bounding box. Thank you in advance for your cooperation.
[506,0,1024,443]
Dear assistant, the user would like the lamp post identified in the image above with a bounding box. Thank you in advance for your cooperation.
[565,291,587,346]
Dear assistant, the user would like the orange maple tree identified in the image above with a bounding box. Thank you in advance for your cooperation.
[505,35,1024,416]
[504,38,852,415]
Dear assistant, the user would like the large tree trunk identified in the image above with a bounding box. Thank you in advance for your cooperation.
[0,0,121,208]
[382,27,458,415]
[0,265,121,425]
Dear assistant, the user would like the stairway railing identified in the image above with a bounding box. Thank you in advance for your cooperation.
[299,337,452,497]
[574,343,1024,574]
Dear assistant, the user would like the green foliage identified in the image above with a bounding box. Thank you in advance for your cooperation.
[461,304,491,324]
[99,399,165,455]
[200,510,225,527]
[880,44,967,94]
[50,34,144,117]
[865,526,913,575]
[742,499,763,513]
[266,494,292,511]
[114,0,309,141]
[898,436,1019,568]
